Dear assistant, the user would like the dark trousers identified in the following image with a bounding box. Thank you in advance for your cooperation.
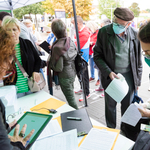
[105,70,135,128]
[78,65,90,96]
[122,118,150,141]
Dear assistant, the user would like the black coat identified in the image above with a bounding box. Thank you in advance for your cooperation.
[5,37,41,85]
[94,24,142,89]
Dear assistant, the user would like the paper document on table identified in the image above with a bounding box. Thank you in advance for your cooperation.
[121,103,143,126]
[32,129,78,150]
[78,128,118,150]
[105,73,129,103]
[37,119,62,140]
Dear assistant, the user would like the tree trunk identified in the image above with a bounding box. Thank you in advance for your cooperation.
[35,14,38,31]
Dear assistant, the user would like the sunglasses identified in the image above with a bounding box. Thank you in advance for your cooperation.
[3,69,16,78]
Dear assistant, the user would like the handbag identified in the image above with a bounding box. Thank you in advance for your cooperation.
[75,51,88,77]
[15,58,46,92]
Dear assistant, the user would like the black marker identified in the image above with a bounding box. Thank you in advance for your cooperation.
[67,117,82,121]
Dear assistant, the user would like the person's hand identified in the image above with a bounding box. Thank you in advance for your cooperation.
[33,72,41,83]
[138,108,150,117]
[8,124,34,146]
[90,42,93,45]
[9,119,17,129]
[109,72,119,80]
[48,45,51,49]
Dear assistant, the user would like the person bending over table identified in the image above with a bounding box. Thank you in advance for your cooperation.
[0,26,34,150]
[47,19,78,109]
[2,16,41,98]
[123,21,150,142]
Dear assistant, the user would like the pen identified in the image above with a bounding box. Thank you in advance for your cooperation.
[67,117,82,121]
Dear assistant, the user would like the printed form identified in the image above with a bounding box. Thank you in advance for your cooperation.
[121,103,143,126]
[37,119,62,140]
[78,128,118,150]
[105,73,129,103]
[32,129,78,150]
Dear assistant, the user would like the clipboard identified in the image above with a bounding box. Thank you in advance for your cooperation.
[39,41,50,54]
[78,126,120,149]
[61,108,93,136]
[8,112,53,150]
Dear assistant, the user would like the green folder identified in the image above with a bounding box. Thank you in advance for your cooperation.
[9,112,53,149]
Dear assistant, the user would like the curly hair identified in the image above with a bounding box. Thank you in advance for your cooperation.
[0,26,15,74]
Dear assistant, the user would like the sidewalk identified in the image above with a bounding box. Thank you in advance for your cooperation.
[39,31,150,130]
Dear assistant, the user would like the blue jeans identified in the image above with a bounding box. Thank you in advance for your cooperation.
[89,55,95,78]
[17,91,32,99]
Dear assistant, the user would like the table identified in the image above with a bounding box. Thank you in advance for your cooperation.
[11,90,134,150]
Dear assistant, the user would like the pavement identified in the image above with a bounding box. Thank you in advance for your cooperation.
[39,31,150,130]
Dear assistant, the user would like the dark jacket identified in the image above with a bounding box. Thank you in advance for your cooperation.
[4,37,41,85]
[0,99,24,150]
[94,24,142,89]
[49,37,77,78]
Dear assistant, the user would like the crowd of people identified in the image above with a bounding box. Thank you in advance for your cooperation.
[1,6,150,149]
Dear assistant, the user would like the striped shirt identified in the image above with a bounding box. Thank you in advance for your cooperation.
[15,43,29,93]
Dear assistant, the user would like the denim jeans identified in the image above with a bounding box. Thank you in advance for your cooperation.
[89,55,95,78]
[17,91,32,99]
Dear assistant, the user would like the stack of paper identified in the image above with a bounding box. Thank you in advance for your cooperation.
[32,129,78,150]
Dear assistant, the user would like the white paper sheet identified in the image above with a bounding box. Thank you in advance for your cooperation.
[78,128,118,150]
[37,119,62,141]
[32,129,78,150]
[121,103,143,126]
[105,73,129,103]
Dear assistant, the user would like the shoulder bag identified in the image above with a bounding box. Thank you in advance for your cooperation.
[15,58,46,92]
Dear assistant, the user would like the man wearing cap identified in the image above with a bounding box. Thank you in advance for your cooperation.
[94,7,142,129]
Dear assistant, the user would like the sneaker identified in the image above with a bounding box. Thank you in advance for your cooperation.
[79,94,90,102]
[100,93,105,98]
[95,79,100,86]
[95,87,104,92]
[75,89,83,94]
[148,86,150,91]
[89,77,95,82]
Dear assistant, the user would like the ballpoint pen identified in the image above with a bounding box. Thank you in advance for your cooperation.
[67,117,82,121]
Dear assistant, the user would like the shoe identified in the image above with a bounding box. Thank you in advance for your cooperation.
[89,77,95,82]
[95,79,100,86]
[79,94,90,102]
[75,89,83,94]
[95,87,104,92]
[99,93,104,98]
[148,86,150,91]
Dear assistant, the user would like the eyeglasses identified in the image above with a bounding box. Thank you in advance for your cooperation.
[142,50,150,59]
[113,22,129,29]
[112,17,130,29]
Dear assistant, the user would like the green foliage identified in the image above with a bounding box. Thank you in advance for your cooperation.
[13,2,45,19]
[146,9,150,13]
[41,0,93,20]
[129,2,140,17]
[98,0,121,20]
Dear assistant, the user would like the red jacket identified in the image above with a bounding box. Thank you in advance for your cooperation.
[89,29,99,55]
